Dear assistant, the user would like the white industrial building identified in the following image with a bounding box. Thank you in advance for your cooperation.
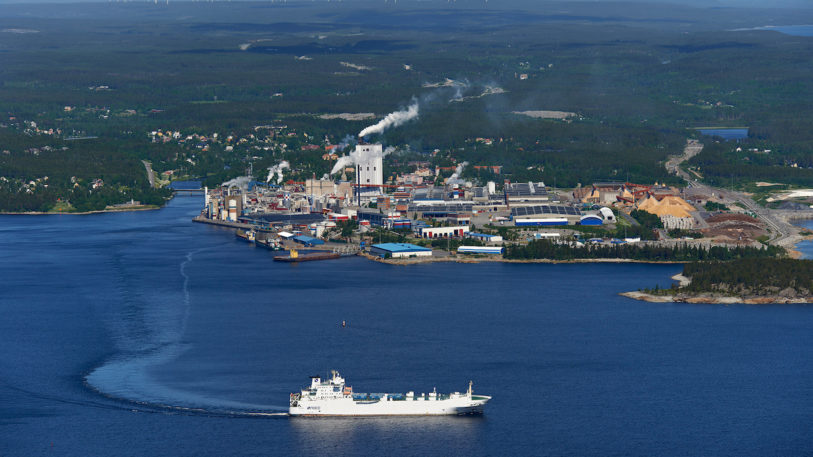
[370,243,433,258]
[457,246,504,255]
[599,207,615,222]
[660,214,696,230]
[468,232,503,243]
[356,143,383,192]
[420,225,470,238]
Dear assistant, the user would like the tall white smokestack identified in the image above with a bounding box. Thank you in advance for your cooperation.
[330,144,394,176]
[356,144,384,191]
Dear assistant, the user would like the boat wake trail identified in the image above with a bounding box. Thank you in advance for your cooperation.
[85,246,288,416]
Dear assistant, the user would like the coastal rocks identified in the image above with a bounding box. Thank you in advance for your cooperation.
[671,273,691,287]
[619,291,675,303]
[778,287,799,298]
[619,291,812,305]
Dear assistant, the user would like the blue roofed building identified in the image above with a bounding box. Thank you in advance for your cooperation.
[292,235,325,246]
[369,243,432,259]
[579,214,603,225]
[467,232,504,243]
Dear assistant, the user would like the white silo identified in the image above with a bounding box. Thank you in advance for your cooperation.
[228,199,237,221]
[355,143,383,192]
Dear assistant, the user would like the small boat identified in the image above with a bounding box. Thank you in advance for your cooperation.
[256,237,284,251]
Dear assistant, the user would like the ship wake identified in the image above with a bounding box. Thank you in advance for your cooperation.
[85,247,288,416]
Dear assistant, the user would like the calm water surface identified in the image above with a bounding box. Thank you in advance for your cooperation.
[698,128,748,140]
[1,195,811,456]
[796,219,813,259]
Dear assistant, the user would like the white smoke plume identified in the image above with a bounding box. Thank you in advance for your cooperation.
[446,161,470,186]
[331,155,353,177]
[330,145,396,176]
[358,99,419,138]
[450,79,471,101]
[266,160,290,184]
[337,134,356,151]
[222,176,252,190]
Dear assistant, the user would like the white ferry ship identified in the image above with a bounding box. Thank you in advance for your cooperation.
[289,371,491,416]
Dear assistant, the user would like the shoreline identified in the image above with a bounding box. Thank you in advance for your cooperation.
[620,258,812,305]
[785,220,813,259]
[0,192,180,216]
[772,213,813,255]
[360,252,688,266]
[620,291,812,305]
[3,196,812,262]
[0,205,161,216]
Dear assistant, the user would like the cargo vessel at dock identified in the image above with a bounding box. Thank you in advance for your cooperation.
[289,371,491,416]
[235,229,256,242]
[273,248,340,262]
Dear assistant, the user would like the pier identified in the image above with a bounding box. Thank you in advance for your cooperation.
[192,215,254,230]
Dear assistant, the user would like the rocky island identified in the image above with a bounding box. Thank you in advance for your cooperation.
[622,258,813,304]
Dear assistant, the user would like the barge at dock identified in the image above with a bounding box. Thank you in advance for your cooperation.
[273,249,341,262]
[289,371,491,416]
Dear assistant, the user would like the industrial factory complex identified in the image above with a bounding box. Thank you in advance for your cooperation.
[194,142,782,262]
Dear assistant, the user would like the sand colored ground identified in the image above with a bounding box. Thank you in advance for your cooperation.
[637,195,696,218]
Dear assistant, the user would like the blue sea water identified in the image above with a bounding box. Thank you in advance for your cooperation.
[1,194,811,456]
[167,180,202,190]
[698,128,749,140]
[797,219,813,259]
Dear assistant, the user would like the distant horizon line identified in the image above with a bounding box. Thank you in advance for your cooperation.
[1,0,812,9]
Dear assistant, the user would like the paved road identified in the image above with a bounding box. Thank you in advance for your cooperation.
[689,181,794,244]
[666,139,703,180]
[142,160,155,188]
[618,211,640,227]
[667,140,798,246]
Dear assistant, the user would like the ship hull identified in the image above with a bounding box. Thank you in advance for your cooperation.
[289,396,490,416]
[274,252,340,262]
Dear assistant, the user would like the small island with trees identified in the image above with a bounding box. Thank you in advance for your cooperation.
[622,258,813,304]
